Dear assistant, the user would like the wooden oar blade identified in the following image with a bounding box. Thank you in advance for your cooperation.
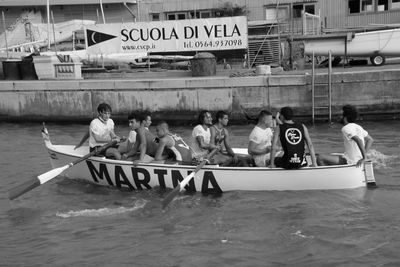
[9,178,41,200]
[37,165,70,184]
[8,164,71,200]
[162,185,182,209]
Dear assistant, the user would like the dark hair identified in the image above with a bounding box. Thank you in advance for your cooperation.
[97,103,112,113]
[142,111,151,119]
[280,106,294,120]
[258,110,272,122]
[197,110,210,125]
[215,110,228,121]
[342,105,358,123]
[128,112,145,122]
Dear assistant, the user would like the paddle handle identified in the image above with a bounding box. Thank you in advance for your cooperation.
[9,178,41,200]
[8,140,118,201]
[71,140,118,166]
[162,148,218,209]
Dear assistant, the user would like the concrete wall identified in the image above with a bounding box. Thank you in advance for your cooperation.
[0,69,400,124]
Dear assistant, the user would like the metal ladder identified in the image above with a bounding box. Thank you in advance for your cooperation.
[311,51,332,124]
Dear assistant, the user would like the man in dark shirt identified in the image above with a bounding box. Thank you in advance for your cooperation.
[270,107,317,169]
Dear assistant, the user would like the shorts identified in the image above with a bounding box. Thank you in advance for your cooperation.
[89,146,107,156]
[253,153,271,167]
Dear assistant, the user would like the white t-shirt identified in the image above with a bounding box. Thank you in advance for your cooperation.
[342,123,368,164]
[190,125,210,159]
[89,118,115,148]
[249,126,273,167]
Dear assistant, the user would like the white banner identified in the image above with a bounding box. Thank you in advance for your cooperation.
[85,16,248,54]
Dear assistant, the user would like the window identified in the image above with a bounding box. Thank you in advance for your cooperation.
[392,0,400,9]
[362,0,374,11]
[349,0,360,13]
[189,11,200,18]
[378,0,389,10]
[167,10,213,20]
[177,13,186,20]
[293,4,303,18]
[266,6,289,24]
[292,3,315,18]
[200,11,211,18]
[305,4,315,14]
[151,13,160,21]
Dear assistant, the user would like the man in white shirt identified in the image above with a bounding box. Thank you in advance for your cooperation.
[89,103,121,158]
[190,110,215,161]
[248,110,274,167]
[317,105,374,167]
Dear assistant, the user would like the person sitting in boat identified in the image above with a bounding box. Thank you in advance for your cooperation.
[88,102,121,158]
[190,110,218,163]
[270,106,317,169]
[152,121,192,164]
[142,111,152,131]
[117,112,138,157]
[122,112,158,164]
[317,105,374,167]
[210,110,250,167]
[248,110,275,167]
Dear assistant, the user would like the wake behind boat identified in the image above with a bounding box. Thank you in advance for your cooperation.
[42,127,376,193]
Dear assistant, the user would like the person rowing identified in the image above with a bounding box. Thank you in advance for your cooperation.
[121,112,158,164]
[270,106,317,169]
[317,105,374,167]
[88,103,121,159]
[210,110,250,166]
[153,121,192,164]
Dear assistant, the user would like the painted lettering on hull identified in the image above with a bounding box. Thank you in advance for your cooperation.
[86,161,222,194]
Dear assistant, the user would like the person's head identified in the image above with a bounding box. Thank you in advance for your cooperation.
[143,111,152,128]
[198,110,212,126]
[127,112,144,130]
[216,110,229,126]
[97,103,112,122]
[156,121,169,138]
[258,110,273,127]
[342,105,358,123]
[280,106,294,121]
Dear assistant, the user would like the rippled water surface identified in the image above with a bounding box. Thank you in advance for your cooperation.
[1,121,400,266]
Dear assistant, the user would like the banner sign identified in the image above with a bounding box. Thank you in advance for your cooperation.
[85,16,248,54]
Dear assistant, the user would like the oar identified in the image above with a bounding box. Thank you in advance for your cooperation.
[162,148,219,209]
[9,140,118,200]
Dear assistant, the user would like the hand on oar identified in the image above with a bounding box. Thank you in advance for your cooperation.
[9,140,118,200]
[162,148,219,209]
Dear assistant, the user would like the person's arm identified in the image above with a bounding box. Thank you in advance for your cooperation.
[248,141,271,155]
[303,124,317,167]
[74,129,90,149]
[364,134,374,153]
[153,138,169,161]
[269,126,280,168]
[137,128,147,161]
[208,127,220,151]
[224,130,238,164]
[352,135,368,167]
[122,132,138,159]
[275,111,283,125]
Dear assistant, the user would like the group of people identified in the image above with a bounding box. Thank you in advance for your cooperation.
[80,102,374,169]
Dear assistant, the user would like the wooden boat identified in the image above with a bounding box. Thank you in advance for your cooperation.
[42,129,376,193]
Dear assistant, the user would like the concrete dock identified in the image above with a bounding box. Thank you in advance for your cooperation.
[0,66,399,124]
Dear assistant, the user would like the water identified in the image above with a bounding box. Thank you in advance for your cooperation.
[1,121,400,266]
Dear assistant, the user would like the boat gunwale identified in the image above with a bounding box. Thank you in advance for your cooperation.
[46,144,361,172]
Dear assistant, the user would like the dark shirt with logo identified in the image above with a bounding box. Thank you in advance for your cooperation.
[277,122,306,169]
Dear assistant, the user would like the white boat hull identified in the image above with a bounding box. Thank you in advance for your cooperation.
[305,28,400,57]
[44,141,375,193]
